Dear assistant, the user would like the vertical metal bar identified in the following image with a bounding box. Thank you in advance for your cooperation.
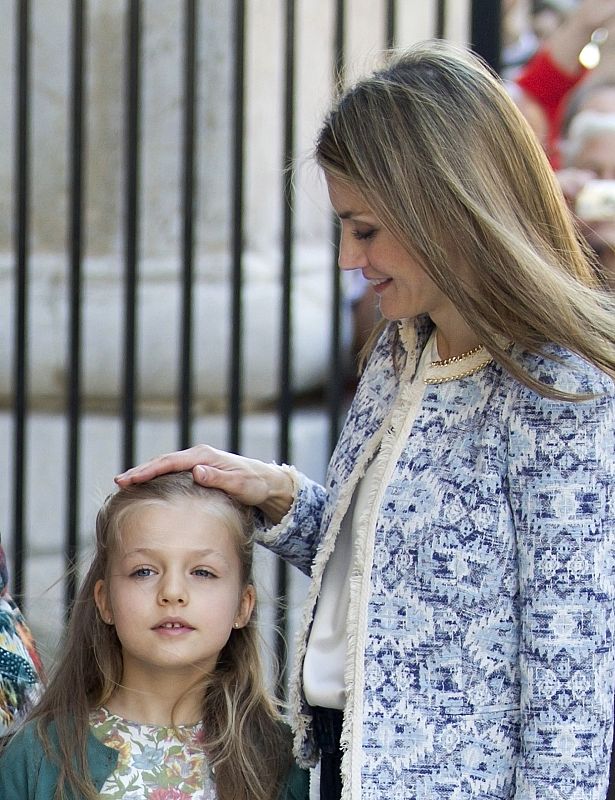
[65,0,86,614]
[327,0,345,457]
[275,0,296,700]
[279,4,294,474]
[228,0,245,454]
[435,0,446,38]
[385,0,396,49]
[11,0,30,608]
[179,0,198,449]
[471,0,501,73]
[122,0,141,470]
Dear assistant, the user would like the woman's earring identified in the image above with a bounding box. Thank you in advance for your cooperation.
[233,622,239,629]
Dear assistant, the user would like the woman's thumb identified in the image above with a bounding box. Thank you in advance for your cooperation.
[193,465,210,484]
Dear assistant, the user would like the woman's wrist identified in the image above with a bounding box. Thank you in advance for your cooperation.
[257,463,296,525]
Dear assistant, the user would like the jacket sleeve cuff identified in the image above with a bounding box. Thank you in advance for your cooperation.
[254,463,302,544]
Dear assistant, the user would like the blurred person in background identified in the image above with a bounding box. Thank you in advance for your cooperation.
[532,0,579,41]
[559,77,615,144]
[0,543,44,738]
[512,0,615,164]
[501,0,541,78]
[559,109,615,290]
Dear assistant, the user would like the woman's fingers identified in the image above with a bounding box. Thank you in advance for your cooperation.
[190,458,263,503]
[114,446,294,522]
[114,444,220,486]
[194,455,294,517]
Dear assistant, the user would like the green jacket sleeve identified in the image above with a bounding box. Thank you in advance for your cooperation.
[278,760,310,800]
[0,721,43,798]
[0,720,117,800]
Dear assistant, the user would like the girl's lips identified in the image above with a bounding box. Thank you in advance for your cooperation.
[153,619,195,635]
[155,625,194,636]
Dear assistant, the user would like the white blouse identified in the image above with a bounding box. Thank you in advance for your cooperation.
[303,332,437,710]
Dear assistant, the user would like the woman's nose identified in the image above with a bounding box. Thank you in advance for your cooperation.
[338,228,366,271]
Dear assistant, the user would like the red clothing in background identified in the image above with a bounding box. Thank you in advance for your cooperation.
[516,48,586,165]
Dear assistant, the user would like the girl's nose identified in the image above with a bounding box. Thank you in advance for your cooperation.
[158,575,187,605]
[159,593,186,605]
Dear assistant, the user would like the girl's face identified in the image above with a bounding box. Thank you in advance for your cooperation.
[327,176,456,326]
[94,499,254,684]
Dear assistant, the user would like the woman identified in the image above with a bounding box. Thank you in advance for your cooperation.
[117,41,615,800]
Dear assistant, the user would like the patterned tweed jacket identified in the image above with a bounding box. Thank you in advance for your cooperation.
[259,316,615,800]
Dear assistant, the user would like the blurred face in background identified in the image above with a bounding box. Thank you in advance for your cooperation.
[532,7,566,41]
[577,86,615,118]
[571,129,615,289]
[573,129,615,241]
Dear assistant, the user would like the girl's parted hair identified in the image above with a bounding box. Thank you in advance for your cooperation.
[19,473,291,800]
[316,40,615,398]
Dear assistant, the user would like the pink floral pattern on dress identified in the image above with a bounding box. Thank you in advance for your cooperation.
[90,707,216,799]
[149,790,192,800]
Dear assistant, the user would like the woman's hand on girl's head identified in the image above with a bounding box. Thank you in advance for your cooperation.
[115,445,295,524]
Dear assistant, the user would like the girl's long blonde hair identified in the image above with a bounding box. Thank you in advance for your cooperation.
[316,40,615,398]
[18,473,291,800]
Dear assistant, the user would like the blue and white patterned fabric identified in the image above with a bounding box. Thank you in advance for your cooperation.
[258,315,615,799]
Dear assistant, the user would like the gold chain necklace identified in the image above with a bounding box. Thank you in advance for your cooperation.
[429,344,483,367]
[425,344,493,385]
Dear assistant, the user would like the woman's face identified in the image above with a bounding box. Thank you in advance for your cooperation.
[327,176,455,326]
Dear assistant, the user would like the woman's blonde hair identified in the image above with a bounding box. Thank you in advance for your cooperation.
[316,40,615,398]
[20,473,291,800]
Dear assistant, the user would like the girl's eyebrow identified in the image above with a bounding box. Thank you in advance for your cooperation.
[121,546,231,565]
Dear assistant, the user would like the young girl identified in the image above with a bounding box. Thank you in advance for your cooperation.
[0,473,308,800]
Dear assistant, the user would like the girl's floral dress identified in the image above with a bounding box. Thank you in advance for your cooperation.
[90,707,217,799]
